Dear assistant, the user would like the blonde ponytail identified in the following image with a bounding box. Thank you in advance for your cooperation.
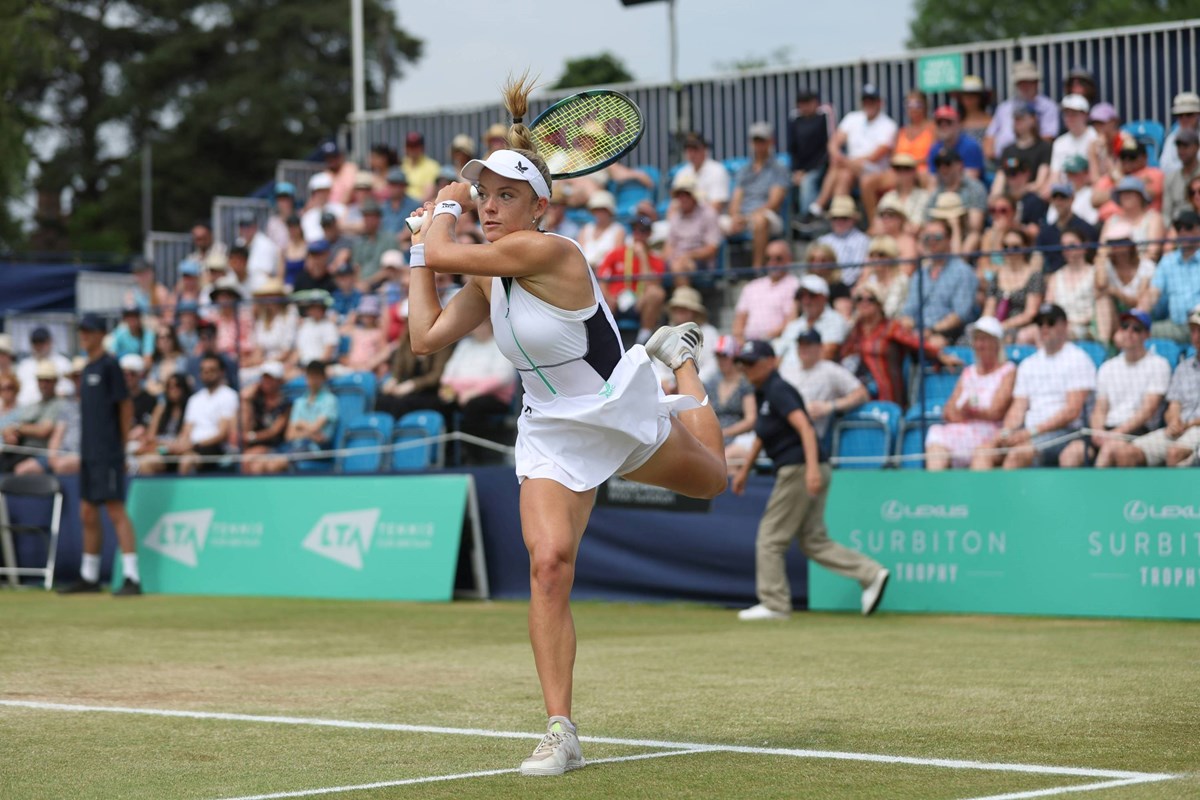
[500,70,552,194]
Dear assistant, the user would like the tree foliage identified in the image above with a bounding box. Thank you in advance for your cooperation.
[908,0,1200,49]
[2,0,422,253]
[552,52,635,90]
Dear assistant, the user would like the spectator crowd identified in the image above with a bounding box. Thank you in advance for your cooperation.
[4,60,1200,476]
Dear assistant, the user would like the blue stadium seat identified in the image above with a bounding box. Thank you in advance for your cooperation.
[944,345,975,365]
[1187,346,1197,361]
[1076,340,1108,368]
[282,376,307,403]
[1122,121,1166,166]
[910,371,960,410]
[330,371,377,416]
[391,410,445,471]
[336,412,394,474]
[831,401,901,469]
[722,157,749,192]
[613,165,659,223]
[291,421,341,474]
[1146,338,1184,366]
[896,401,945,471]
[1006,344,1036,364]
[566,207,593,228]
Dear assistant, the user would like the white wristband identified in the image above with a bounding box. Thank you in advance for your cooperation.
[408,244,426,268]
[432,200,462,221]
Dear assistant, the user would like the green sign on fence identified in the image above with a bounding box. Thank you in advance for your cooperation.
[123,475,472,601]
[917,53,965,93]
[811,471,1200,620]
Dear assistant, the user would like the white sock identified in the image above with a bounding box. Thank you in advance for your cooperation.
[80,553,101,583]
[122,553,140,584]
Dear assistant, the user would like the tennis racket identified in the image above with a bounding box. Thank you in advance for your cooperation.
[405,89,644,233]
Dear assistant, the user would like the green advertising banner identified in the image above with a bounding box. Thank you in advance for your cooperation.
[917,53,964,93]
[123,475,471,601]
[812,471,1200,620]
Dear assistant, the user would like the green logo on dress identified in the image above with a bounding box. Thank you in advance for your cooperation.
[598,381,614,398]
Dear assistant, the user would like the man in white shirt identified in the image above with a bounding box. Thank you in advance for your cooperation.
[15,327,74,406]
[177,353,239,475]
[780,329,868,439]
[812,84,898,216]
[673,132,730,214]
[775,274,851,363]
[237,213,281,292]
[1049,94,1099,184]
[1063,309,1169,468]
[294,293,341,369]
[300,172,346,243]
[972,304,1096,469]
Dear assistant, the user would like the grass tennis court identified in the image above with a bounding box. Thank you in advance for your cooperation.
[1,593,1196,799]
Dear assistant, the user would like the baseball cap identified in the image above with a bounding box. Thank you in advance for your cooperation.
[733,339,776,364]
[236,211,257,227]
[682,132,706,149]
[1176,129,1200,146]
[451,134,476,156]
[319,140,340,157]
[261,360,285,379]
[1050,182,1075,198]
[1063,154,1089,174]
[334,262,354,277]
[380,249,405,269]
[178,257,201,276]
[405,131,425,146]
[1012,102,1037,118]
[386,167,408,184]
[119,354,145,373]
[357,295,382,316]
[1034,303,1067,325]
[1118,132,1147,155]
[307,172,333,192]
[274,181,296,197]
[861,83,881,99]
[967,316,1004,341]
[77,314,105,333]
[1114,175,1150,202]
[630,215,653,231]
[1061,94,1090,113]
[30,326,51,343]
[1089,102,1118,123]
[1119,309,1152,330]
[1174,209,1200,229]
[934,148,963,167]
[713,334,739,358]
[307,239,331,255]
[460,149,550,200]
[748,121,773,140]
[794,329,822,346]
[1003,155,1031,174]
[795,88,818,103]
[798,274,830,297]
[933,105,960,122]
[320,210,339,226]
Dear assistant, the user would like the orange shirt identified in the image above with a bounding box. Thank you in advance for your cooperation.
[894,123,936,171]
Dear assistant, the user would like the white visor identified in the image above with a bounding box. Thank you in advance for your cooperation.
[460,150,550,200]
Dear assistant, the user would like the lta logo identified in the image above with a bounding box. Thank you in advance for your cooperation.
[143,509,215,567]
[302,509,381,570]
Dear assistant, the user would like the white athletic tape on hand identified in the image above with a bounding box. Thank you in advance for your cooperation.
[405,186,478,234]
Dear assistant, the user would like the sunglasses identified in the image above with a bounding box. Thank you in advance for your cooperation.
[988,206,1012,215]
[1190,188,1200,196]
[1118,152,1141,160]
[935,119,956,126]
[1036,319,1061,327]
[922,233,946,243]
[853,295,876,303]
[1003,242,1025,251]
[1119,322,1147,333]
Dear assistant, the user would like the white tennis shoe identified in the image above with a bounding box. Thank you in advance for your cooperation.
[645,322,704,370]
[862,568,890,616]
[520,716,585,776]
[737,603,791,621]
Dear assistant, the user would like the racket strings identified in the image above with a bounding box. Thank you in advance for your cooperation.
[535,94,642,177]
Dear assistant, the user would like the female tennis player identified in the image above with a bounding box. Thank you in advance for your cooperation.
[407,75,727,777]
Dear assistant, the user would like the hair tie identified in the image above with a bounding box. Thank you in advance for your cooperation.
[513,117,523,124]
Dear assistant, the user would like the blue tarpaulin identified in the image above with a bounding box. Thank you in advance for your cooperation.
[0,260,128,314]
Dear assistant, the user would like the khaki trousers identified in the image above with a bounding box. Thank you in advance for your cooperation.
[755,463,882,612]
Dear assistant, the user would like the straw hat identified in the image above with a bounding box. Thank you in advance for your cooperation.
[252,278,286,297]
[868,236,900,259]
[34,360,59,381]
[877,195,908,219]
[828,195,859,219]
[666,286,708,318]
[928,192,966,220]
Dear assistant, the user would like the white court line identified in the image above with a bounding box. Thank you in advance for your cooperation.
[212,750,703,800]
[960,774,1178,800]
[1,700,1180,796]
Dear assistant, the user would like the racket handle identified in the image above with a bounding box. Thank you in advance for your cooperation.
[404,186,478,234]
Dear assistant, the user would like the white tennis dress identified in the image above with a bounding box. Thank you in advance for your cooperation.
[491,234,698,491]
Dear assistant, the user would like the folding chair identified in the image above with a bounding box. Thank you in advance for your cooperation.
[0,474,65,590]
